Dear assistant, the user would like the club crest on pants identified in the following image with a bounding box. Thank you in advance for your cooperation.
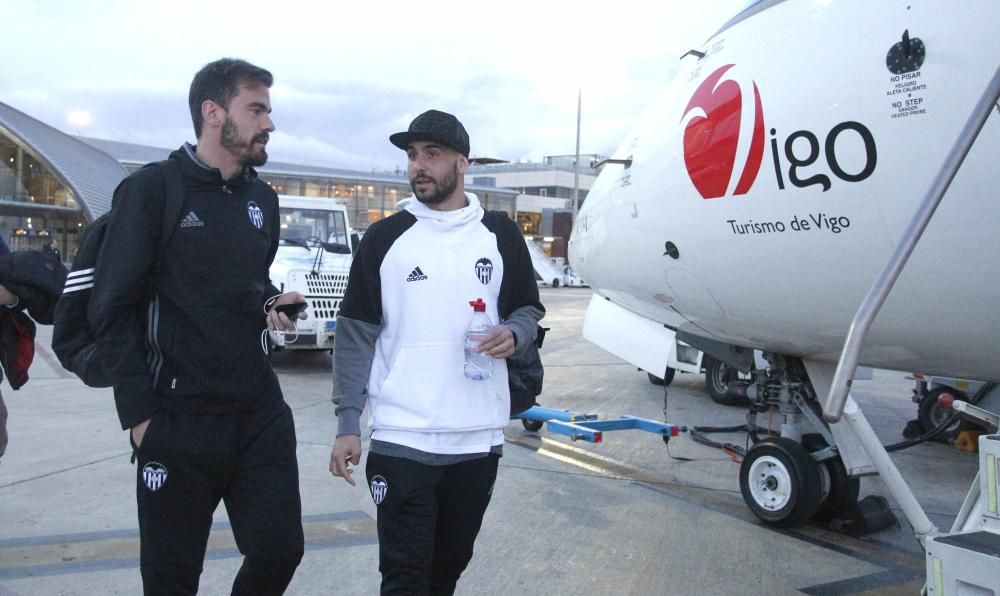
[370,475,388,505]
[143,462,168,491]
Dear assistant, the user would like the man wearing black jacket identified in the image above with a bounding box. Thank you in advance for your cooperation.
[88,58,305,595]
[0,234,10,460]
[0,244,67,457]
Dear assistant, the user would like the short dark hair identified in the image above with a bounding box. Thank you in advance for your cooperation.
[188,58,273,138]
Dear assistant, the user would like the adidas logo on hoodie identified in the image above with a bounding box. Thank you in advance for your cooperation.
[180,211,204,228]
[406,267,428,282]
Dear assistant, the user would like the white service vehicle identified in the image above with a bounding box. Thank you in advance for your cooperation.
[269,195,355,351]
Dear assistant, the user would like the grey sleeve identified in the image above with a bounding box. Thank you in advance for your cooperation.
[504,304,545,357]
[332,316,381,436]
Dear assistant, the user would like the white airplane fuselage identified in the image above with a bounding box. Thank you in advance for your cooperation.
[571,0,1000,381]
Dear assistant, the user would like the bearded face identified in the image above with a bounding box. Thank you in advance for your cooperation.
[410,159,459,205]
[220,114,269,167]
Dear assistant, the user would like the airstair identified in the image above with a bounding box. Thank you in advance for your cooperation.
[820,66,1000,595]
[524,236,583,287]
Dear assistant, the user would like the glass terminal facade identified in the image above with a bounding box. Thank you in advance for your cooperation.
[0,130,85,254]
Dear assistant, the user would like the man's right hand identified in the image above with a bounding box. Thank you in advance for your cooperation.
[330,435,362,486]
[131,419,151,448]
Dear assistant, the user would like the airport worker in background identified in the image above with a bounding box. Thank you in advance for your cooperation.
[43,239,61,261]
[329,109,545,594]
[0,233,8,460]
[0,234,66,462]
[88,58,306,595]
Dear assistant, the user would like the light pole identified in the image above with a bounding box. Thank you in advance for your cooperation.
[572,89,581,221]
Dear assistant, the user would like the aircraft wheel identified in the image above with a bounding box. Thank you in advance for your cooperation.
[704,355,746,406]
[647,367,676,387]
[521,418,544,432]
[917,386,964,439]
[817,455,859,516]
[801,434,860,516]
[740,437,823,527]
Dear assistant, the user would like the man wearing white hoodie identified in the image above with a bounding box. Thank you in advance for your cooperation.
[329,110,544,594]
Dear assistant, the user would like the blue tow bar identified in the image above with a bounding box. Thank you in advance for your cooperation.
[513,406,686,443]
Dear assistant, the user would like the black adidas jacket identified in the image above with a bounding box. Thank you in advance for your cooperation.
[0,250,67,324]
[89,145,282,430]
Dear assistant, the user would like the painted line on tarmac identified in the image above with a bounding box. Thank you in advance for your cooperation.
[507,433,710,486]
[0,511,376,580]
[795,553,923,595]
[506,432,925,594]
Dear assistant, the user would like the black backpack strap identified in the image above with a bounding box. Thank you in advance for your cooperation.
[155,158,186,253]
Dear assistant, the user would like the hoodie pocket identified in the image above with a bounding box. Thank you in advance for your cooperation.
[374,342,502,432]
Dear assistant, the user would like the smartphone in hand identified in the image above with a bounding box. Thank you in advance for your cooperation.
[274,301,308,318]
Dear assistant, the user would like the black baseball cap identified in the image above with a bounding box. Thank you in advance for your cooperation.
[389,109,470,157]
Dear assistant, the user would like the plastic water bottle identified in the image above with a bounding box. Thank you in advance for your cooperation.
[464,298,493,380]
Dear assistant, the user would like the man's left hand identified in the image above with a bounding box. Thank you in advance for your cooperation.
[476,324,516,359]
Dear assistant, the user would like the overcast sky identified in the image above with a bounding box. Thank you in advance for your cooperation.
[2,0,746,173]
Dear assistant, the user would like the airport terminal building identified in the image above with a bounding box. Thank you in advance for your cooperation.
[0,100,519,258]
[0,102,124,253]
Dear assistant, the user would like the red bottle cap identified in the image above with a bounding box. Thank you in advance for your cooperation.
[468,298,487,312]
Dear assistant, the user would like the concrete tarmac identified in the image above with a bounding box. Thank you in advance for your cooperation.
[0,288,980,594]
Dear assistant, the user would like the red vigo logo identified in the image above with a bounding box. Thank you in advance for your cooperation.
[682,64,765,199]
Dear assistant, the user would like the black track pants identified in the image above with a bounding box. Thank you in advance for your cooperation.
[365,451,500,596]
[132,400,304,595]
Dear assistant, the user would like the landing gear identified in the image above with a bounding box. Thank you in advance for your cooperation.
[730,355,865,528]
[802,434,860,516]
[739,437,823,527]
[703,355,746,406]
